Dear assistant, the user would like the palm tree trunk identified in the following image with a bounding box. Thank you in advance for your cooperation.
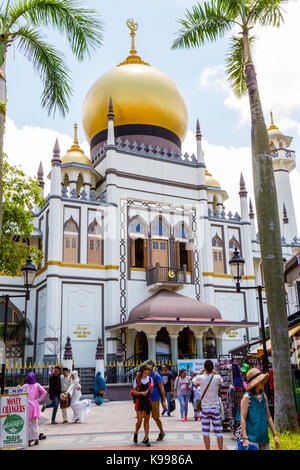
[244,61,298,432]
[0,51,7,244]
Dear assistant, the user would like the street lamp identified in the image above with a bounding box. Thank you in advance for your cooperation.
[1,255,37,394]
[229,249,269,375]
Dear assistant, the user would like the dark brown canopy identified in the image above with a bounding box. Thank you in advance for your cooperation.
[129,289,222,322]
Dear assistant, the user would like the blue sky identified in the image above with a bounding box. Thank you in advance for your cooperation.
[5,0,300,229]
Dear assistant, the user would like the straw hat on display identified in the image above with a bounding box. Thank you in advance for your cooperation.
[246,368,269,390]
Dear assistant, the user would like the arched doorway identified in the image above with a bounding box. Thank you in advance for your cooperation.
[203,329,217,358]
[178,327,196,359]
[134,331,148,362]
[156,327,171,364]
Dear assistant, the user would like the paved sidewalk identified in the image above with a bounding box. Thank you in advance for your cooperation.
[27,400,237,450]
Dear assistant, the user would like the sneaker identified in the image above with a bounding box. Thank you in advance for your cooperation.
[194,417,198,421]
[156,432,165,441]
[161,409,167,416]
[184,417,188,421]
[133,433,138,444]
[197,415,201,420]
[51,421,58,424]
[180,418,185,422]
[144,439,151,447]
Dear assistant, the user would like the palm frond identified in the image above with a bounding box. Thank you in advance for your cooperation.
[13,26,72,115]
[172,0,236,50]
[225,35,256,98]
[246,0,287,27]
[7,0,103,60]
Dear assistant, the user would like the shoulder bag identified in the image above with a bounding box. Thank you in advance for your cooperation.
[196,375,214,412]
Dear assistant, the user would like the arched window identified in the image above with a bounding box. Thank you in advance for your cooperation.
[129,217,148,268]
[151,217,169,238]
[88,220,102,264]
[212,234,225,274]
[63,217,79,263]
[229,236,240,259]
[174,222,193,271]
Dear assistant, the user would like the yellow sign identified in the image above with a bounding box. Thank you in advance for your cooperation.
[168,270,176,279]
[73,326,91,339]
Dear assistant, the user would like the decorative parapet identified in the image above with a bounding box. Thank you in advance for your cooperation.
[61,186,110,205]
[92,138,199,167]
[208,208,242,223]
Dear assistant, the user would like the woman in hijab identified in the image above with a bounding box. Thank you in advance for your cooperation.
[22,372,47,446]
[66,370,92,423]
[94,371,106,406]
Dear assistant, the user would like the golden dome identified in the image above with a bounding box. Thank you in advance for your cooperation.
[267,111,283,136]
[205,170,220,188]
[82,20,188,145]
[62,124,93,167]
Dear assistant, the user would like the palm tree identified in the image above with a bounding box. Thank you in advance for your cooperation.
[0,0,103,242]
[172,0,298,432]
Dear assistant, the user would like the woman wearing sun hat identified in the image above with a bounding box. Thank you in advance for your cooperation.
[239,368,279,450]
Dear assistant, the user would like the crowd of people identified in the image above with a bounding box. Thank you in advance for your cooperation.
[131,359,279,450]
[19,358,279,450]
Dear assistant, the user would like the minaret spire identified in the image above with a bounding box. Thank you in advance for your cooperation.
[239,172,247,198]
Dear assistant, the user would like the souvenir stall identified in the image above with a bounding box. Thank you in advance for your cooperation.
[216,355,233,432]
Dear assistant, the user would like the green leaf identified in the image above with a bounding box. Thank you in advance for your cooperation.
[225,35,256,98]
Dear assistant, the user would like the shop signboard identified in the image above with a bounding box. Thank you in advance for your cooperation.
[177,359,219,375]
[0,388,28,449]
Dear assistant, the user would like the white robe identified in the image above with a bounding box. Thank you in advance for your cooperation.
[67,381,91,423]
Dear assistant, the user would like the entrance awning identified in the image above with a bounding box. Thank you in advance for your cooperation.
[249,324,300,355]
[106,289,259,332]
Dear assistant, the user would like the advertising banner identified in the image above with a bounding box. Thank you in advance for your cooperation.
[177,359,219,375]
[0,388,28,449]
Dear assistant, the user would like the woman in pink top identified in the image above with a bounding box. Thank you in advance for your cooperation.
[22,372,47,446]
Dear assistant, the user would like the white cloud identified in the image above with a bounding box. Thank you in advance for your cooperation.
[4,117,89,195]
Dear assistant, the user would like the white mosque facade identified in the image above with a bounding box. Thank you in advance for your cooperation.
[1,25,299,370]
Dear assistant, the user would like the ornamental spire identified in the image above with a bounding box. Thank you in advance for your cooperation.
[118,19,150,66]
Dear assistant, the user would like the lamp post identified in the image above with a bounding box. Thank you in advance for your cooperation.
[0,255,37,394]
[229,248,269,374]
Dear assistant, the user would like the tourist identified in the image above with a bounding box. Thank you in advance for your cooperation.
[238,368,279,450]
[22,372,47,446]
[60,368,72,423]
[192,373,201,421]
[94,371,107,406]
[67,370,92,423]
[147,360,167,441]
[132,364,153,447]
[161,363,174,417]
[41,365,61,424]
[192,360,223,450]
[174,368,191,421]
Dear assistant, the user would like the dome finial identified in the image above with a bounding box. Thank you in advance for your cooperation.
[118,19,150,66]
[127,18,138,55]
[74,123,78,145]
[268,110,279,132]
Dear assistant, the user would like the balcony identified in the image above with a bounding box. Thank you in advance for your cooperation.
[146,263,194,288]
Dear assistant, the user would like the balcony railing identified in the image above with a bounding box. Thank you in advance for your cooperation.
[271,148,295,160]
[146,263,194,286]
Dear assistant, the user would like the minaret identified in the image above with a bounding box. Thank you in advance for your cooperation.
[282,203,290,243]
[268,112,298,240]
[239,172,249,221]
[107,97,115,146]
[50,138,62,196]
[37,162,45,198]
[249,198,256,241]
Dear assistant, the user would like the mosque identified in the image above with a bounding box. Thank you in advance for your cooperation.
[1,20,299,371]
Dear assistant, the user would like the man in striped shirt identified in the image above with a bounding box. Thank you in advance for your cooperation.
[192,360,223,450]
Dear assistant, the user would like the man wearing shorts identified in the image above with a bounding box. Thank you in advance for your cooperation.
[192,359,223,450]
[147,361,167,441]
